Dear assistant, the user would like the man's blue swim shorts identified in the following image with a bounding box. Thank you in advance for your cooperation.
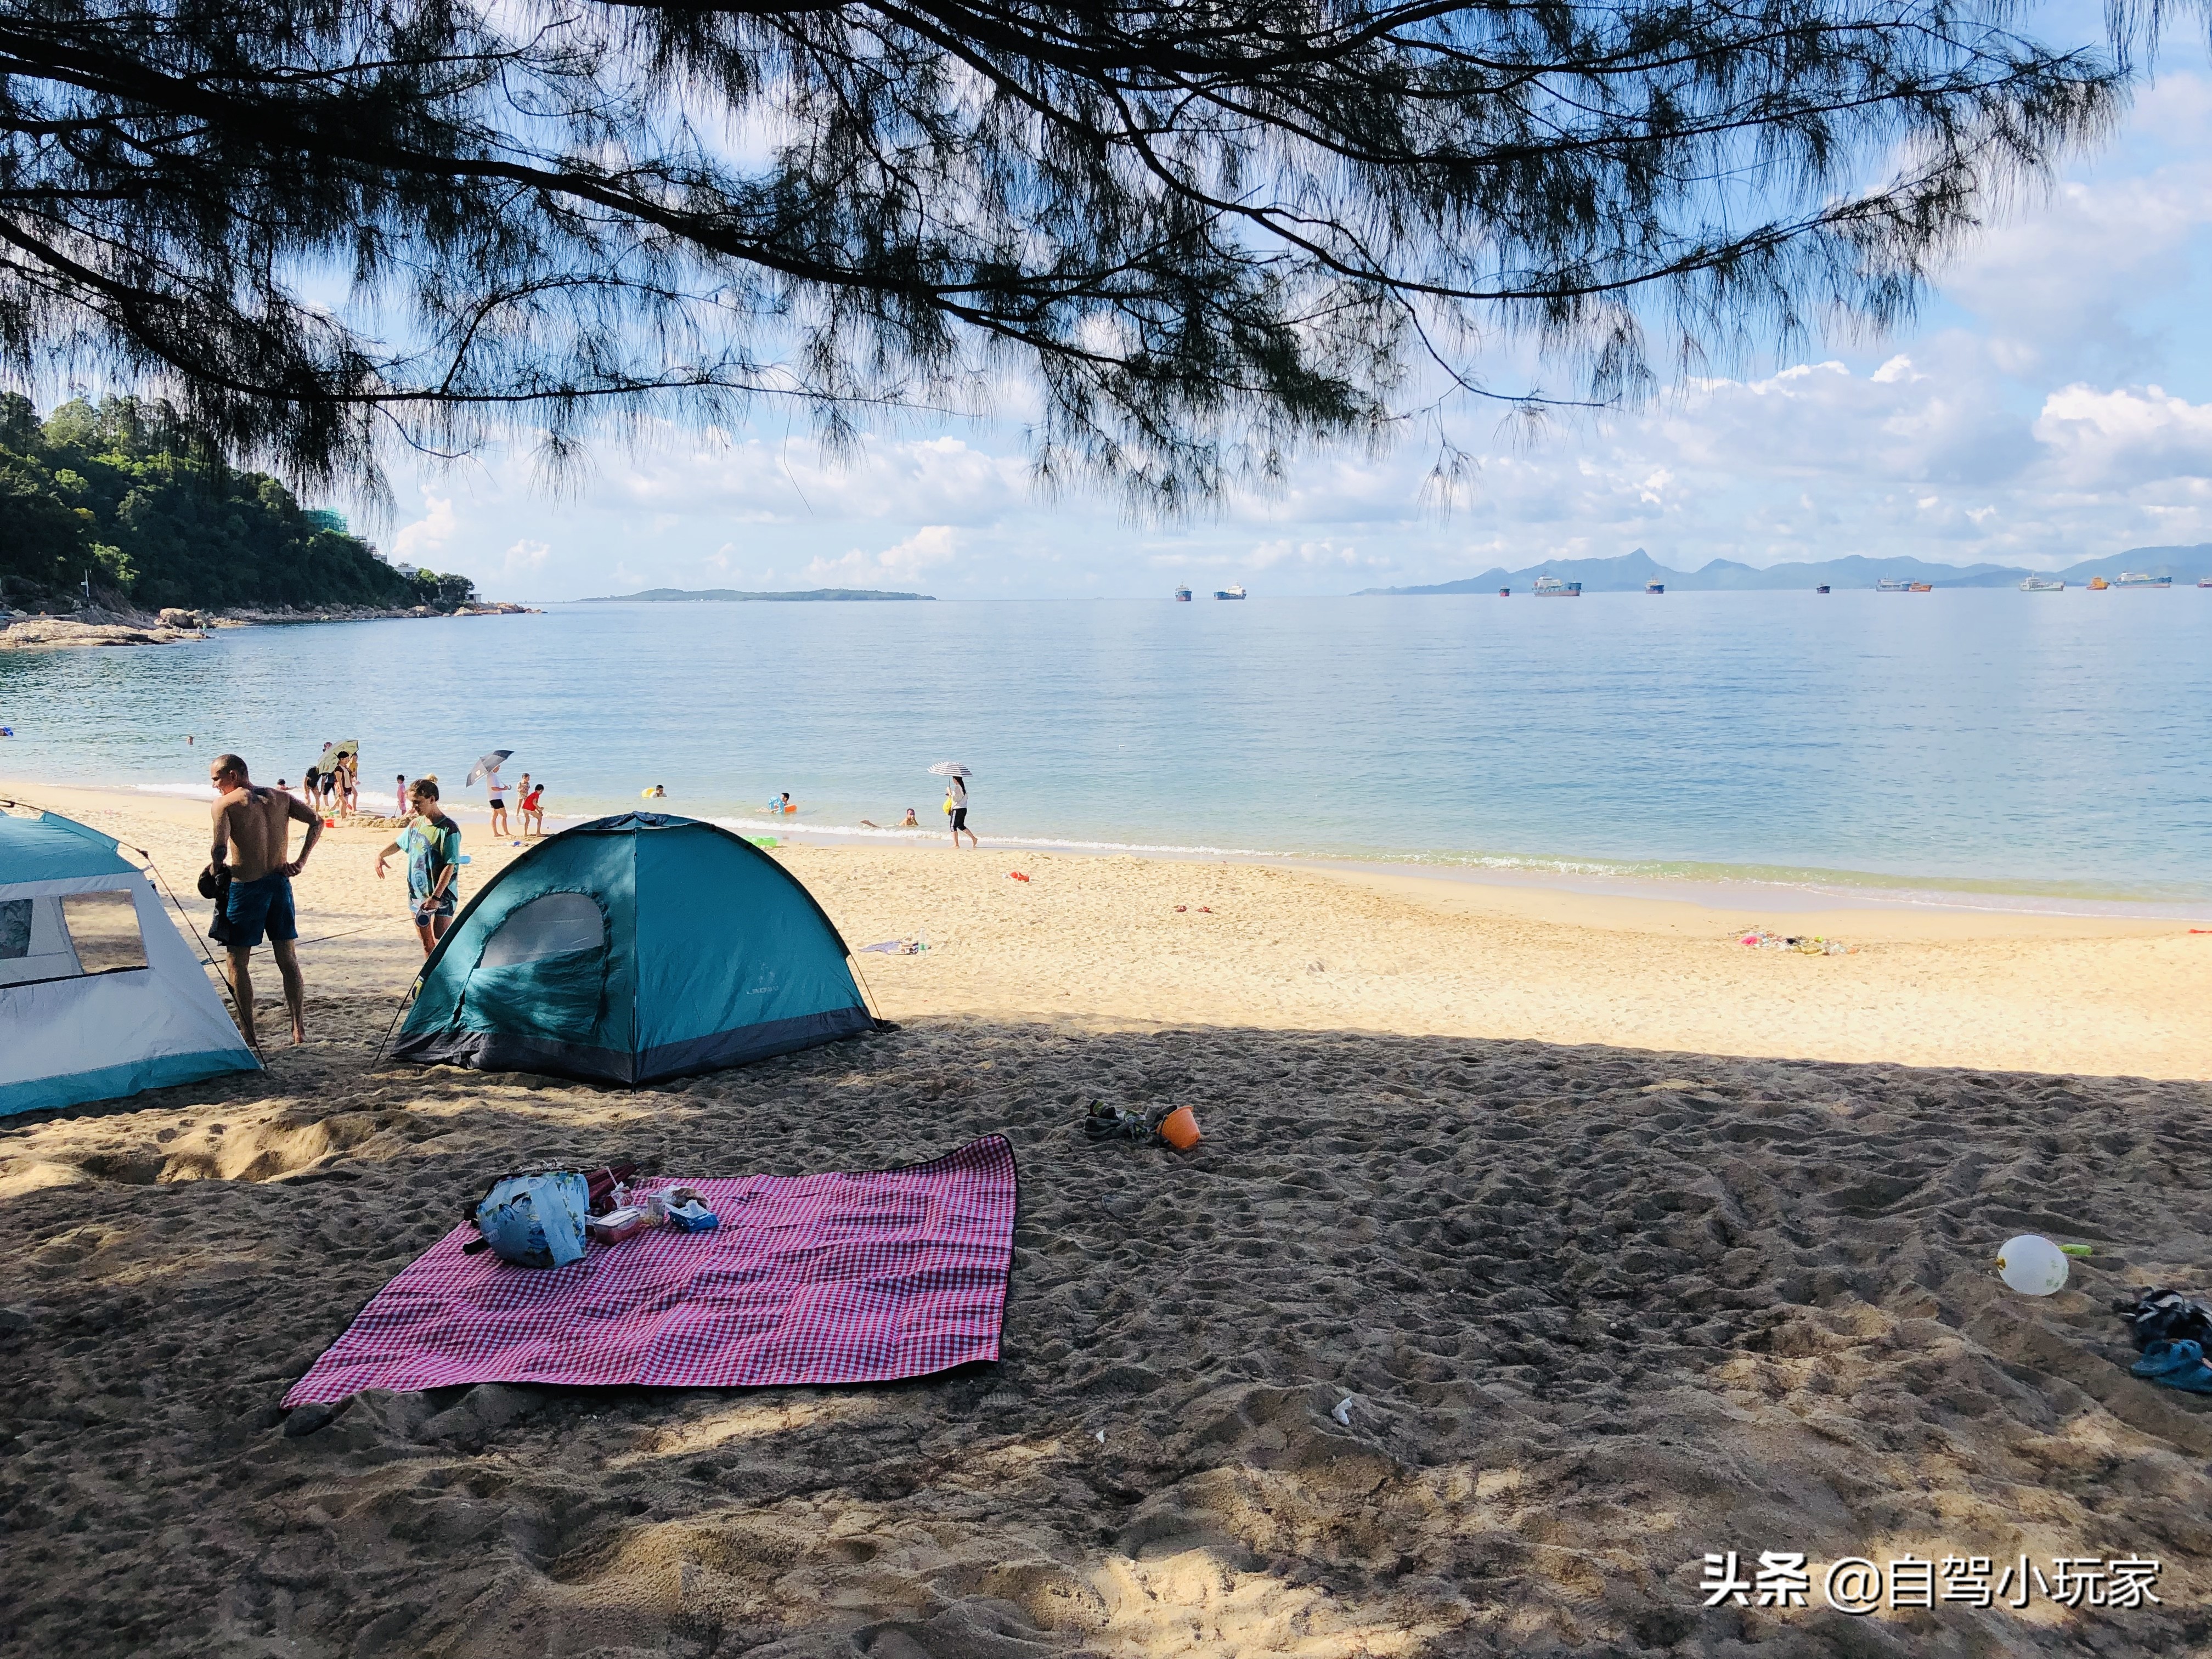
[223,871,297,949]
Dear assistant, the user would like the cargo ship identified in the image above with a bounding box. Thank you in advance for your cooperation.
[2019,576,2064,591]
[1214,585,1247,600]
[1173,586,1192,602]
[1645,580,1664,595]
[2115,571,2172,588]
[1876,577,1912,592]
[1532,575,1582,597]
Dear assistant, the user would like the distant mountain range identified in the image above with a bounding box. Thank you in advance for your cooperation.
[1355,545,2212,595]
[582,586,935,602]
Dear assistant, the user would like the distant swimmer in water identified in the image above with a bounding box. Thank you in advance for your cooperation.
[901,808,919,828]
[642,783,667,799]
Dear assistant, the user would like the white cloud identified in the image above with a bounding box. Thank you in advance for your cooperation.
[392,494,456,564]
[803,524,960,588]
[1246,538,1395,572]
[503,538,550,574]
[2033,384,2212,484]
[610,430,1028,525]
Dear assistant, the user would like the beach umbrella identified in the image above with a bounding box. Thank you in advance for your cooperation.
[927,761,973,777]
[466,749,513,787]
[311,738,358,774]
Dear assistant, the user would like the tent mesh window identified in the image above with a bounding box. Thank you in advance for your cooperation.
[0,899,28,958]
[479,893,606,967]
[59,890,148,974]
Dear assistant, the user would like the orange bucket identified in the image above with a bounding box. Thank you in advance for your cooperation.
[1158,1105,1201,1150]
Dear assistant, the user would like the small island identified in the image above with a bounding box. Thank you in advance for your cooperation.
[583,587,936,602]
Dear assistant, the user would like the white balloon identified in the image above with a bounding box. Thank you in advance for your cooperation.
[1996,1234,2069,1296]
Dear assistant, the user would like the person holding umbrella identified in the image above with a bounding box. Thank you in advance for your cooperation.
[931,762,976,849]
[469,748,514,837]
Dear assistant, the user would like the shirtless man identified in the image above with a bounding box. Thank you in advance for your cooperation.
[209,752,321,1048]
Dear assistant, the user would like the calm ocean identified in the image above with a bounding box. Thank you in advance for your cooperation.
[5,590,2209,909]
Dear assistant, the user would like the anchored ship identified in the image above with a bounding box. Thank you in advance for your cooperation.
[2020,576,2065,592]
[1645,580,1665,595]
[1532,575,1582,597]
[1173,586,1192,602]
[1214,584,1247,600]
[2115,571,2172,588]
[1876,578,1913,592]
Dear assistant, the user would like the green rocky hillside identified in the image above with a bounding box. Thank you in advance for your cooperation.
[0,396,473,612]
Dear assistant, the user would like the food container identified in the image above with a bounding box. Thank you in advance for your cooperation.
[587,1206,647,1244]
[665,1199,720,1234]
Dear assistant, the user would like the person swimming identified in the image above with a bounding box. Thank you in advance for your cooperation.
[901,808,919,828]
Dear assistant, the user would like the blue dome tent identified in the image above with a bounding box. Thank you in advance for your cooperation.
[392,813,873,1085]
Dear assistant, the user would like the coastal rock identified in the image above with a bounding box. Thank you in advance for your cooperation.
[0,618,189,650]
[0,599,533,648]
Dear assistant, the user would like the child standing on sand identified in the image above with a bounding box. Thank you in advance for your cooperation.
[375,777,462,953]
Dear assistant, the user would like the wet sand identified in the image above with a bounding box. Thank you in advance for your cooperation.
[3,783,2210,1656]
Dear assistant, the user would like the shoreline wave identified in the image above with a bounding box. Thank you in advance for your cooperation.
[20,781,2204,921]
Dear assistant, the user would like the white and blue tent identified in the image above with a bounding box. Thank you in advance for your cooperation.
[1,809,259,1115]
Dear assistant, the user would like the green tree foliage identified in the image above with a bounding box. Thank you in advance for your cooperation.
[0,394,473,610]
[0,0,2172,506]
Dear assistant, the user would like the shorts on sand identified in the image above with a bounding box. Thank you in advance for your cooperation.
[223,872,298,950]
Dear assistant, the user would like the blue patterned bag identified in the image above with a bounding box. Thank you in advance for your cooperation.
[473,1171,591,1267]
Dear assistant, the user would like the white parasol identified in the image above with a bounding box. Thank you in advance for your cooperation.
[927,761,973,777]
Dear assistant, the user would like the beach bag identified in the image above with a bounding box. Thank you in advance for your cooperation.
[471,1171,592,1268]
[199,863,236,946]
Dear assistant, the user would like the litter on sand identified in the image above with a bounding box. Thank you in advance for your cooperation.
[1996,1234,2070,1295]
[2112,1289,2212,1395]
[1084,1102,1202,1150]
[1007,870,1031,882]
[1739,928,1855,955]
[859,938,927,955]
[1331,1396,1356,1426]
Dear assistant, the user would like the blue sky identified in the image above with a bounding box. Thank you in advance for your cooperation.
[375,69,2212,600]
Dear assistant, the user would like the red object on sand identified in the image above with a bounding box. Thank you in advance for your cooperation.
[1008,871,1030,882]
[281,1137,1017,1404]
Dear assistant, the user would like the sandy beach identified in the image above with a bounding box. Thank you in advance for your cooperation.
[4,781,2211,1655]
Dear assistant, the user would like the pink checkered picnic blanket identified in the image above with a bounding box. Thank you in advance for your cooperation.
[283,1136,1016,1406]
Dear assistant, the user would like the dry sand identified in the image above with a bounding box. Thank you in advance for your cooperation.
[4,782,2211,1656]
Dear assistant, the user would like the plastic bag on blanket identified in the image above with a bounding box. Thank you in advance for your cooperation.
[474,1171,592,1267]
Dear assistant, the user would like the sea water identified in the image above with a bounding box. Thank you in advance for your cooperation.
[4,590,2208,909]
